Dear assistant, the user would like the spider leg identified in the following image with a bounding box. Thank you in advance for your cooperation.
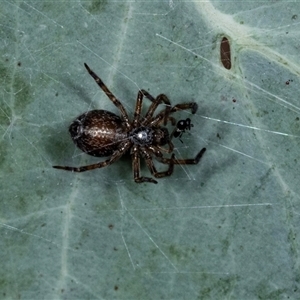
[159,141,174,153]
[170,102,198,114]
[132,90,144,127]
[132,145,158,184]
[148,115,176,127]
[132,90,165,127]
[139,147,175,179]
[150,143,174,154]
[145,153,175,179]
[84,63,130,127]
[53,142,131,172]
[140,91,171,126]
[157,147,206,165]
[149,102,198,127]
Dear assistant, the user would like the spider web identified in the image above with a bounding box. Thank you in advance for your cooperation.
[1,0,300,299]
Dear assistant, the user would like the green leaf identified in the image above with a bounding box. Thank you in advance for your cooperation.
[1,1,299,299]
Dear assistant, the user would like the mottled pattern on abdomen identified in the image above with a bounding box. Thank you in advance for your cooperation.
[69,110,128,157]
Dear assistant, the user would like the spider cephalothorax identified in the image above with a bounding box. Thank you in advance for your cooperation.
[53,63,206,184]
[129,126,170,147]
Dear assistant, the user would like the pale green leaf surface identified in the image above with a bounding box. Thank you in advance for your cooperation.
[1,1,299,299]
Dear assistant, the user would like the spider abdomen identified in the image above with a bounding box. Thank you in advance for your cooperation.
[69,110,128,157]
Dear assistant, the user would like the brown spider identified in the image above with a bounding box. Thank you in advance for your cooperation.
[53,63,206,184]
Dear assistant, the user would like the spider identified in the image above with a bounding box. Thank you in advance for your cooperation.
[53,63,206,184]
[171,118,194,143]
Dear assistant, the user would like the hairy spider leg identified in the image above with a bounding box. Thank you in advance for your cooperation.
[156,147,206,165]
[157,143,174,153]
[139,91,171,126]
[131,145,175,183]
[84,63,131,128]
[131,145,158,183]
[143,150,175,179]
[133,90,171,126]
[170,102,198,114]
[53,142,131,172]
[149,102,198,128]
[132,90,144,127]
